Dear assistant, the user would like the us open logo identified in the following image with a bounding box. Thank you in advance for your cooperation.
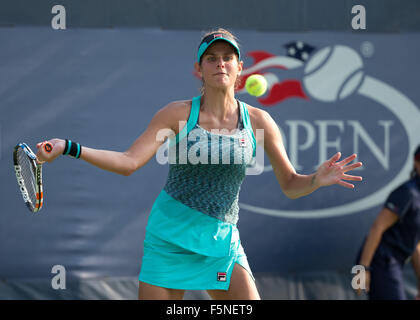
[238,42,420,219]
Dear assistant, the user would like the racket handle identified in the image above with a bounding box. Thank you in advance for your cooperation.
[43,142,53,153]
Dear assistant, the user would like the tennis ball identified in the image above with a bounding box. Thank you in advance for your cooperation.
[245,74,268,97]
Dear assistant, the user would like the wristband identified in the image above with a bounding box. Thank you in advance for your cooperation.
[360,264,372,272]
[63,139,82,159]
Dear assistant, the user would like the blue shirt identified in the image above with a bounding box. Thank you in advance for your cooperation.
[380,174,420,263]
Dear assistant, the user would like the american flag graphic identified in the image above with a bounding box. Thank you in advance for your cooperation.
[237,41,317,106]
[194,41,317,107]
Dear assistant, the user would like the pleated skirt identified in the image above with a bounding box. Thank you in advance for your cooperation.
[139,230,254,291]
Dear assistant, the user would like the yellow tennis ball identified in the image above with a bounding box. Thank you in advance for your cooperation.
[245,74,268,97]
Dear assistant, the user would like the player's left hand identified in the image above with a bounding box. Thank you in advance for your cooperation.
[315,152,363,189]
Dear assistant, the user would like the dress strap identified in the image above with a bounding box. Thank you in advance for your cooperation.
[189,95,201,128]
[239,101,257,157]
[169,95,201,146]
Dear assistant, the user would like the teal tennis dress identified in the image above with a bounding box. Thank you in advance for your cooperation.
[139,95,257,290]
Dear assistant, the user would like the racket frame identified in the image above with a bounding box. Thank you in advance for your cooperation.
[13,143,44,212]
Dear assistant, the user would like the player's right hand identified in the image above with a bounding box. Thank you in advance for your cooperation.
[36,138,65,163]
[355,270,370,296]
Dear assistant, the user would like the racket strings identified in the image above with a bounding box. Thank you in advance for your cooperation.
[17,148,37,205]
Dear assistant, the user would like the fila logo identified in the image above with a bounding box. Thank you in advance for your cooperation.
[239,138,246,147]
[217,272,227,282]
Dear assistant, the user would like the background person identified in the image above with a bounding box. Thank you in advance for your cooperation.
[356,145,420,300]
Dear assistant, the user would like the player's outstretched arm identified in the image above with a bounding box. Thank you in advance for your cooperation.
[35,101,188,176]
[249,106,363,199]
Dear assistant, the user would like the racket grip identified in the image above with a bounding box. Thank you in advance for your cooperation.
[43,142,53,153]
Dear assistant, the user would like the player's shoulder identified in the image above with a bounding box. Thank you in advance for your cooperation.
[154,100,192,132]
[161,99,191,116]
[154,99,191,121]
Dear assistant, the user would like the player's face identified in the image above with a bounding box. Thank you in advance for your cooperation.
[196,41,242,90]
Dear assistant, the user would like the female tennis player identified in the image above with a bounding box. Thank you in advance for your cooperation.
[36,28,363,300]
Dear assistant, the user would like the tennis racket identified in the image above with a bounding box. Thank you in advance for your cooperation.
[13,142,53,213]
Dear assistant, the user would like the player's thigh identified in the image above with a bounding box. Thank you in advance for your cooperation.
[138,281,185,300]
[207,263,260,300]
